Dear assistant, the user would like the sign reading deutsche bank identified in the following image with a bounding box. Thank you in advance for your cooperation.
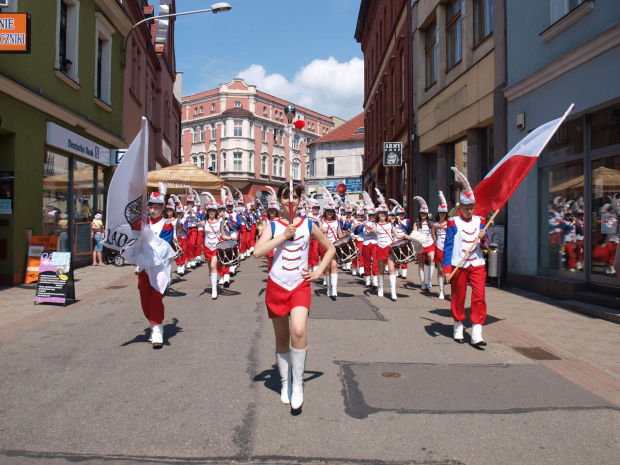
[383,142,402,167]
[46,122,111,166]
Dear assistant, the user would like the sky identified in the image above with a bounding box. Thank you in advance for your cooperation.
[152,0,365,120]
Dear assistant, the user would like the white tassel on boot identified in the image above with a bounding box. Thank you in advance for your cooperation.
[427,265,435,290]
[290,347,307,409]
[211,273,218,299]
[331,274,338,297]
[438,276,445,299]
[389,274,397,301]
[419,269,426,290]
[275,352,292,404]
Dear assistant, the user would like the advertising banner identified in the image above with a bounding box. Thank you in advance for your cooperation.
[25,236,58,284]
[0,171,14,214]
[35,252,75,305]
[0,13,31,54]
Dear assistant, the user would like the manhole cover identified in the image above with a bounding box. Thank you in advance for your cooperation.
[512,347,561,360]
[381,372,402,378]
[105,285,128,290]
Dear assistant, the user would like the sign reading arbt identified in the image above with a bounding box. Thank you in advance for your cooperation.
[0,13,31,53]
[383,142,403,167]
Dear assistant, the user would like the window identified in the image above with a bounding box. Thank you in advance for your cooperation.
[199,155,205,170]
[222,123,227,138]
[234,120,243,137]
[551,0,586,24]
[249,153,253,172]
[280,132,284,145]
[0,0,19,13]
[192,127,198,143]
[262,156,268,174]
[200,106,204,115]
[327,158,335,177]
[474,0,494,46]
[262,127,267,142]
[425,20,437,88]
[191,156,197,165]
[211,126,216,140]
[209,154,217,172]
[57,0,79,81]
[306,163,310,179]
[43,152,70,251]
[263,106,267,116]
[199,126,205,142]
[292,161,300,180]
[131,46,141,98]
[279,160,283,177]
[273,159,277,177]
[354,127,364,134]
[446,0,462,70]
[211,103,216,112]
[194,107,198,116]
[233,152,242,171]
[222,152,226,171]
[292,135,299,150]
[235,101,241,108]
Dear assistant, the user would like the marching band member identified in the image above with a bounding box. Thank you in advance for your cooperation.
[193,190,205,266]
[351,208,365,276]
[389,199,410,278]
[172,198,188,276]
[306,196,322,273]
[321,189,343,299]
[224,187,242,276]
[443,167,489,347]
[361,191,378,288]
[413,196,435,290]
[340,205,354,271]
[253,183,335,410]
[183,191,199,269]
[249,198,258,254]
[216,200,232,287]
[432,191,449,299]
[164,200,177,283]
[136,183,174,349]
[261,190,281,273]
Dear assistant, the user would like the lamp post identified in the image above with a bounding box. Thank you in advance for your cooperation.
[122,2,232,68]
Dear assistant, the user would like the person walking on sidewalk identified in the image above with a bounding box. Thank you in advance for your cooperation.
[443,167,489,348]
[253,183,335,410]
[91,212,106,266]
[432,191,449,300]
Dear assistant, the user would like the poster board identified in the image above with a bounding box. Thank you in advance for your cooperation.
[74,222,92,255]
[34,252,75,305]
[25,236,58,284]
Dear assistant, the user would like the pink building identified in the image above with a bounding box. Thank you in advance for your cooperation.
[123,0,181,170]
[181,78,334,202]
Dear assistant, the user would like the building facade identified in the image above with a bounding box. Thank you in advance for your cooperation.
[504,1,620,301]
[305,113,365,203]
[181,78,334,202]
[355,0,413,213]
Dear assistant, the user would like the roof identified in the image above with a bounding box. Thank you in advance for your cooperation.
[307,113,364,145]
[222,107,253,117]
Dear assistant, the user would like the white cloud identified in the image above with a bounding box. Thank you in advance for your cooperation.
[237,57,364,120]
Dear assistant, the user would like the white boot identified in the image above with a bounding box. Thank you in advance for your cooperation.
[147,323,154,343]
[427,265,435,290]
[419,269,426,290]
[372,275,378,289]
[323,275,327,286]
[359,266,364,276]
[191,258,197,268]
[185,260,192,269]
[331,274,338,297]
[365,275,371,287]
[389,274,397,301]
[151,324,164,349]
[326,275,333,297]
[290,347,307,409]
[401,268,407,279]
[195,256,201,265]
[438,277,445,299]
[224,274,230,288]
[250,247,254,254]
[275,352,292,404]
[312,265,318,273]
[218,275,225,285]
[211,273,218,299]
[352,266,357,276]
[177,264,185,276]
[453,321,464,343]
[377,275,384,297]
[471,324,486,347]
[230,265,236,276]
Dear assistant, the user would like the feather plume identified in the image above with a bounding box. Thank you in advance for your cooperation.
[438,191,447,207]
[265,186,277,200]
[170,194,182,207]
[220,188,227,204]
[389,198,402,209]
[224,186,234,202]
[409,231,426,254]
[192,189,201,205]
[451,166,472,194]
[413,196,428,210]
[553,196,562,206]
[374,188,386,207]
[362,191,375,209]
[323,187,336,205]
[158,181,167,197]
[235,188,244,204]
[201,191,216,204]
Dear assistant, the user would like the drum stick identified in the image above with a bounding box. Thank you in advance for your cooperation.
[448,209,499,281]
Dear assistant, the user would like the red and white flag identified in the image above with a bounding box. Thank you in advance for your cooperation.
[473,104,574,218]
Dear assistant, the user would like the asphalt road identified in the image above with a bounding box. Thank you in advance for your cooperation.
[0,257,618,465]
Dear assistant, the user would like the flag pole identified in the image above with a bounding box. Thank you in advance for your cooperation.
[448,209,500,281]
[284,104,297,223]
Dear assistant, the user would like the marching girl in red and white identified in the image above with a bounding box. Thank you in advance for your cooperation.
[253,183,336,410]
[340,204,354,272]
[374,190,408,301]
[170,196,188,276]
[321,189,343,299]
[215,201,232,287]
[432,191,449,300]
[443,167,489,348]
[413,196,436,290]
[361,191,379,289]
[182,190,200,270]
[306,195,322,273]
[223,187,242,276]
[389,199,410,279]
[350,207,365,277]
[193,190,205,266]
[135,183,175,349]
[259,187,280,273]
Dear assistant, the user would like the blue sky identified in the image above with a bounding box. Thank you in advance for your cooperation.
[152,0,365,119]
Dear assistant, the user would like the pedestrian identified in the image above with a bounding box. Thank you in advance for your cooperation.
[183,191,199,269]
[432,191,449,299]
[321,190,342,299]
[91,211,106,266]
[413,196,436,290]
[253,183,335,410]
[443,167,489,348]
[350,208,365,277]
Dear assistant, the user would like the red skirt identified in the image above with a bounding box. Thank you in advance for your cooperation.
[266,277,311,319]
[418,244,436,259]
[377,245,391,261]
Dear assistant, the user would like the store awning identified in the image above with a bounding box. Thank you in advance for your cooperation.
[147,163,225,192]
[549,167,620,193]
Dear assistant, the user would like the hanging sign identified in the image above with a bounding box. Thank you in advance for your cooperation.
[383,142,403,167]
[34,252,75,305]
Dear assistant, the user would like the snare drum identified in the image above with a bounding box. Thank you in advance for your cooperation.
[333,236,359,264]
[390,239,417,265]
[216,240,240,267]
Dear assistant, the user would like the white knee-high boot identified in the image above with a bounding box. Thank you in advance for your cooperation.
[419,269,426,290]
[327,275,332,297]
[211,273,218,299]
[331,274,338,297]
[438,276,445,299]
[389,274,397,301]
[275,352,292,404]
[377,275,384,297]
[365,274,371,286]
[427,265,435,289]
[290,347,307,409]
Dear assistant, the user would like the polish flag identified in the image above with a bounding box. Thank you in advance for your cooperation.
[473,104,574,218]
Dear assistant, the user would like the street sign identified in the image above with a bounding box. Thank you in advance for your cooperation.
[337,183,346,195]
[383,142,403,167]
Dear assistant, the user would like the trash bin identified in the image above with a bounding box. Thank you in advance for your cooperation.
[487,243,500,278]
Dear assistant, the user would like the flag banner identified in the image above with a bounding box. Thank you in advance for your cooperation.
[104,117,148,251]
[473,104,574,218]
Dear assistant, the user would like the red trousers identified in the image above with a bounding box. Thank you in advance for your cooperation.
[250,224,256,247]
[186,227,198,261]
[138,271,164,325]
[197,230,205,259]
[352,240,363,268]
[239,225,247,254]
[565,241,577,269]
[576,240,584,262]
[363,243,378,276]
[174,237,187,266]
[308,238,319,268]
[451,265,487,325]
[217,263,229,276]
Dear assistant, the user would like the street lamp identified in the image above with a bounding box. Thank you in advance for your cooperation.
[122,2,232,68]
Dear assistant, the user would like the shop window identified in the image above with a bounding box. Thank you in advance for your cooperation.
[73,160,95,256]
[43,152,70,251]
[0,1,19,13]
[539,159,584,272]
[425,20,437,89]
[541,119,584,164]
[446,0,462,70]
[591,154,620,277]
[590,104,620,151]
[474,0,494,46]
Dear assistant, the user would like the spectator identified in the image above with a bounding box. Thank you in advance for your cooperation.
[91,212,106,266]
[61,58,72,73]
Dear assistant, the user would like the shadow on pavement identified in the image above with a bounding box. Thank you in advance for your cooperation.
[428,308,503,326]
[253,364,324,395]
[165,288,186,297]
[119,318,183,347]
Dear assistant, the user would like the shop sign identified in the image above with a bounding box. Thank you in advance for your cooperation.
[34,252,75,305]
[112,149,127,165]
[46,122,111,166]
[325,178,345,193]
[0,13,31,54]
[345,177,363,192]
[25,236,58,284]
[0,171,14,214]
[383,142,402,167]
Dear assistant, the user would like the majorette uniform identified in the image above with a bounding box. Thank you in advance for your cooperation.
[204,217,224,298]
[416,221,435,289]
[196,208,205,264]
[339,215,353,270]
[575,214,584,270]
[236,206,248,258]
[351,216,364,276]
[217,216,236,286]
[307,211,322,271]
[393,216,410,276]
[183,204,200,267]
[562,217,578,271]
[361,215,378,287]
[375,220,399,300]
[443,166,488,347]
[321,215,340,297]
[249,208,259,252]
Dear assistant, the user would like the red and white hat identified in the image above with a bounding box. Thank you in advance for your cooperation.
[414,196,429,214]
[324,201,337,211]
[148,182,167,204]
[165,199,175,210]
[206,201,218,211]
[366,207,377,215]
[376,204,388,213]
[345,205,353,213]
[217,202,225,210]
[438,191,448,213]
[267,200,280,211]
[452,166,475,205]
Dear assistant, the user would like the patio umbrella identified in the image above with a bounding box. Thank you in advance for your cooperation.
[147,163,225,193]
